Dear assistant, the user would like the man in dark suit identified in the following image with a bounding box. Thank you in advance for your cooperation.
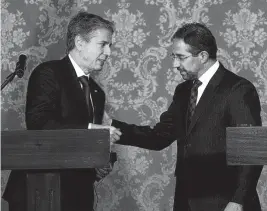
[3,11,121,211]
[111,23,263,211]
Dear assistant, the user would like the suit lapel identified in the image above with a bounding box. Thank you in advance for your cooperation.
[89,77,100,115]
[89,77,99,104]
[59,56,89,116]
[187,64,226,134]
[89,77,106,124]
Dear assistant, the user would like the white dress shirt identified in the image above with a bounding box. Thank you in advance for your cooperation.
[196,60,219,104]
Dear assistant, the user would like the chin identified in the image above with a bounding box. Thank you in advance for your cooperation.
[93,66,103,72]
[96,67,103,71]
[181,75,189,80]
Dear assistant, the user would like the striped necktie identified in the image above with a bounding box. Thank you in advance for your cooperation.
[188,79,202,123]
[79,76,94,123]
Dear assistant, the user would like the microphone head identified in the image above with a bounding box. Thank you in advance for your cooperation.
[15,54,27,78]
[19,54,27,62]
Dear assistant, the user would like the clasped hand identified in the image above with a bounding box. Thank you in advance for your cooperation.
[90,123,121,143]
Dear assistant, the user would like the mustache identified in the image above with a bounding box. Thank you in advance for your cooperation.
[177,68,186,72]
[99,55,108,60]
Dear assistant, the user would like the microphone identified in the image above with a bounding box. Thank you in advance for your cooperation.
[15,54,27,78]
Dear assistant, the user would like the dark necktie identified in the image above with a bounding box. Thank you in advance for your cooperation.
[188,79,202,123]
[79,76,94,123]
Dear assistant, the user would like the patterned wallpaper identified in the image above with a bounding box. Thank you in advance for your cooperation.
[1,0,267,210]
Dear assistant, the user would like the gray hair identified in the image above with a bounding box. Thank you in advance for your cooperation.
[66,11,115,53]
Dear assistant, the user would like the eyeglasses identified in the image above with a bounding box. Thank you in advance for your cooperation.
[170,53,198,62]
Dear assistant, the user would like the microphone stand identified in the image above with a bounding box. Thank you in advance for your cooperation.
[1,72,17,90]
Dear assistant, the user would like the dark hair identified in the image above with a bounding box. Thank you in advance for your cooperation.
[66,11,115,53]
[171,22,217,59]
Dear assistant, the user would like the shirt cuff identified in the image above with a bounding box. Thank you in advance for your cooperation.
[229,202,243,211]
[88,123,92,129]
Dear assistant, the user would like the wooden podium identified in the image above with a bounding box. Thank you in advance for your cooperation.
[226,126,267,165]
[1,129,110,211]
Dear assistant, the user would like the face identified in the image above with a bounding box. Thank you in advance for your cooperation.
[78,28,113,74]
[171,39,202,80]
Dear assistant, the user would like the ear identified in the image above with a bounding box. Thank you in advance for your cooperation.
[74,35,84,51]
[198,51,209,64]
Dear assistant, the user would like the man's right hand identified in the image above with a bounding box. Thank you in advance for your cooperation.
[90,124,121,143]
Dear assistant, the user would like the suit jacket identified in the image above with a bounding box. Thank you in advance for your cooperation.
[3,56,106,202]
[112,63,263,211]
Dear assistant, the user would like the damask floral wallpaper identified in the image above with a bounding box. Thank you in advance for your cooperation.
[1,0,267,210]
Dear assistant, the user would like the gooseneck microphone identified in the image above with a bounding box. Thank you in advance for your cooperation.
[1,54,27,90]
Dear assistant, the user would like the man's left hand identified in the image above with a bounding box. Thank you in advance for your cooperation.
[95,163,112,181]
[224,202,243,211]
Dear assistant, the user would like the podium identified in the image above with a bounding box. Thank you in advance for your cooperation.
[226,126,267,165]
[1,129,110,211]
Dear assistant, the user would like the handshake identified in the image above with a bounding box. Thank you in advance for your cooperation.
[90,123,122,144]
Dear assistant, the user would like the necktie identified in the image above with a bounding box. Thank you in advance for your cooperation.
[188,79,202,123]
[79,76,94,123]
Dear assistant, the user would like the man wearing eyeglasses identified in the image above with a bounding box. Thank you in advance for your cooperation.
[110,23,263,211]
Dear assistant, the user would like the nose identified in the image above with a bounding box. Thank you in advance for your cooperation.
[172,58,180,68]
[104,45,111,57]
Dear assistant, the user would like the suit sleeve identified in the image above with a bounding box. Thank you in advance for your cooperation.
[112,85,184,151]
[25,65,88,130]
[227,80,263,204]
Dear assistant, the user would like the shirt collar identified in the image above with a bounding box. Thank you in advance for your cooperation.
[68,54,90,78]
[198,60,219,85]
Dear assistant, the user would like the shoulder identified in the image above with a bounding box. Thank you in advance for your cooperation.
[27,60,65,90]
[30,59,60,77]
[29,57,68,82]
[222,67,256,91]
[218,65,259,103]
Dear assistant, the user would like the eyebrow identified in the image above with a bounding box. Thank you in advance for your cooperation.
[99,41,112,47]
[171,53,186,57]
